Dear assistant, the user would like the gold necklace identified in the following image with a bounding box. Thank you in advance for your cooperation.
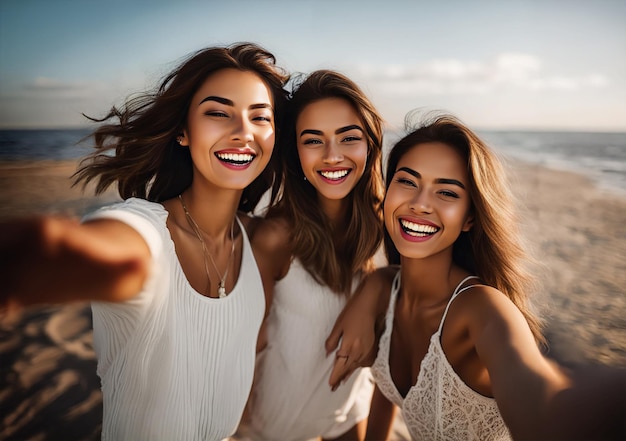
[179,194,235,298]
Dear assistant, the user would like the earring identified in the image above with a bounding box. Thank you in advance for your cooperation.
[176,136,183,144]
[303,176,307,181]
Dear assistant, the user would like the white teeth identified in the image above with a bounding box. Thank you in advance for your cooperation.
[320,169,349,180]
[217,153,254,163]
[400,219,438,236]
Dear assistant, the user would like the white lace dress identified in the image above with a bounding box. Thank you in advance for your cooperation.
[371,272,512,441]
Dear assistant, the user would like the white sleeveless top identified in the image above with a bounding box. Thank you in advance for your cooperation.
[235,259,374,441]
[371,272,512,441]
[85,198,265,441]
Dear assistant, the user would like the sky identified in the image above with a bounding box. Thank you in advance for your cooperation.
[0,0,625,131]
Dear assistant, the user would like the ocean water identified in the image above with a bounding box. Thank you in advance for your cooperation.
[384,129,626,196]
[1,128,625,195]
[0,129,93,161]
[479,130,626,196]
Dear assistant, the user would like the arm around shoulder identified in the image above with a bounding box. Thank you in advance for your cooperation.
[247,215,292,301]
[326,265,397,389]
[0,215,151,310]
[244,215,292,352]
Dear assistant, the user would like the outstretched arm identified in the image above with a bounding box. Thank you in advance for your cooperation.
[468,287,625,440]
[1,215,150,312]
[326,266,397,389]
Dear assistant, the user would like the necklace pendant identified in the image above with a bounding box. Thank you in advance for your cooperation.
[218,283,226,298]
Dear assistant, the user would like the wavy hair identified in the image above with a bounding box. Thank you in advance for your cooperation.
[73,42,289,212]
[269,70,385,294]
[384,113,544,343]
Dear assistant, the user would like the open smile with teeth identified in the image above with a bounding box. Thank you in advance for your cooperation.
[319,169,350,180]
[216,152,255,165]
[400,219,440,237]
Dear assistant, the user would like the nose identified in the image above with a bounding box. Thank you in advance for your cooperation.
[230,116,253,143]
[408,189,432,213]
[322,141,344,164]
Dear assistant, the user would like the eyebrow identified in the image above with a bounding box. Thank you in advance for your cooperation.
[199,96,233,106]
[199,95,272,110]
[299,124,364,138]
[396,166,466,189]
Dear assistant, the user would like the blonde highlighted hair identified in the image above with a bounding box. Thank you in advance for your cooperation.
[384,113,545,344]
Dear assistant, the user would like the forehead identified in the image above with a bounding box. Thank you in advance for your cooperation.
[296,97,360,128]
[192,68,273,106]
[398,141,468,179]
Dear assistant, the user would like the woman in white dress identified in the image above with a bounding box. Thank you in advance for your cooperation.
[327,114,626,441]
[0,43,289,441]
[235,70,385,441]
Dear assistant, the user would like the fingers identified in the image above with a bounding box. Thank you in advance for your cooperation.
[325,321,343,356]
[329,352,359,391]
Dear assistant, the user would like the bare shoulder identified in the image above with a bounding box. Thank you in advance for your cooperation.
[449,283,536,351]
[244,214,291,253]
[241,213,292,280]
[451,284,522,320]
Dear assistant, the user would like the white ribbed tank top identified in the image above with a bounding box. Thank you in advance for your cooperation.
[236,259,374,441]
[85,198,265,441]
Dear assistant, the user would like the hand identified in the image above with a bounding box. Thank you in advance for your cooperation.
[328,342,378,392]
[325,266,397,390]
[0,215,149,309]
[325,305,377,391]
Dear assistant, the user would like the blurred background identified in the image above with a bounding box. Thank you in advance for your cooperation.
[1,0,625,132]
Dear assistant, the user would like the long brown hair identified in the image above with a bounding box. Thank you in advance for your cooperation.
[270,70,384,294]
[384,113,545,344]
[73,42,289,212]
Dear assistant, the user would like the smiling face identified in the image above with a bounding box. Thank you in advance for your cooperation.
[384,141,473,260]
[296,97,368,206]
[179,68,275,190]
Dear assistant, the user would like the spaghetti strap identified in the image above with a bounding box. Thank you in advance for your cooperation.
[391,271,401,292]
[437,276,481,334]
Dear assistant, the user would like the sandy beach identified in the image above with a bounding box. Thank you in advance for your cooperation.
[0,158,625,440]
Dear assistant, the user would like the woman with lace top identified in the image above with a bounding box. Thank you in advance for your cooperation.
[326,113,580,440]
[0,43,289,441]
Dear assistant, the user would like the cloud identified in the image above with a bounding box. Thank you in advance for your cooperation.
[356,53,609,95]
[30,76,83,91]
[0,76,140,127]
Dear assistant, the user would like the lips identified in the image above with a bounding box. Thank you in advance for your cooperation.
[215,151,256,168]
[317,168,351,182]
[399,218,440,238]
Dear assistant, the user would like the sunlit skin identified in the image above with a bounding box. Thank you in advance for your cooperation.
[330,140,572,440]
[384,141,473,263]
[297,97,368,218]
[0,69,279,307]
[179,68,275,192]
